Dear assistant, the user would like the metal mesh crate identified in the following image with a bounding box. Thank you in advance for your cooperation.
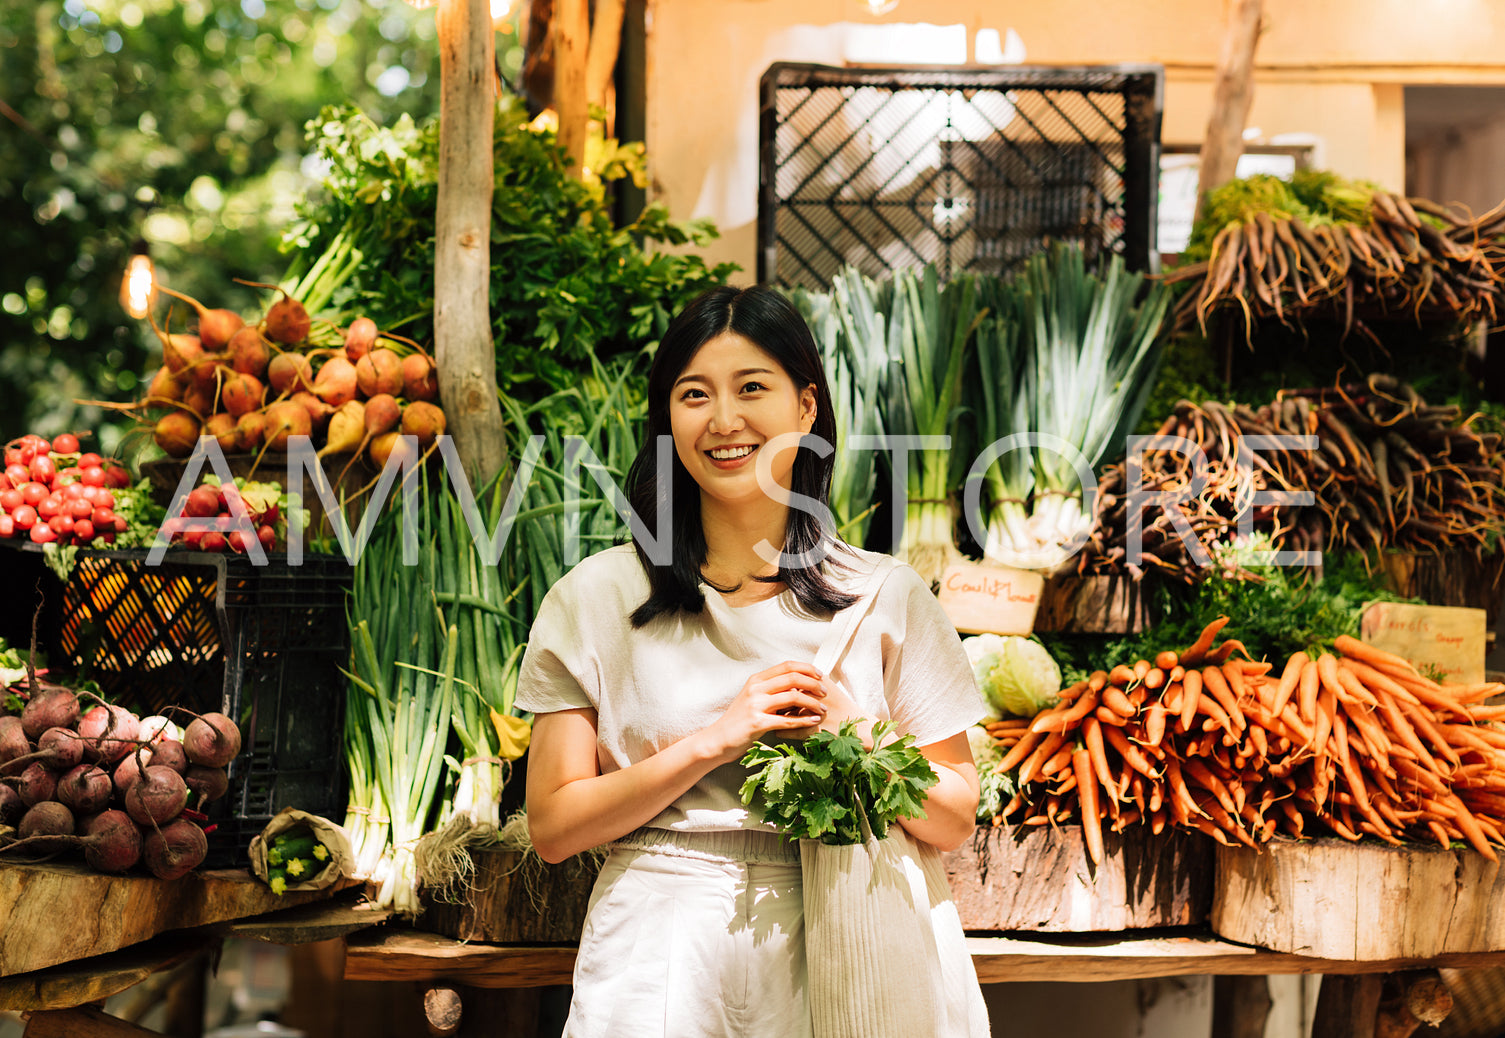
[53,549,352,867]
[758,62,1164,288]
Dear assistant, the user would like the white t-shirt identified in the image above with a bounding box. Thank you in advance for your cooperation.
[515,543,987,832]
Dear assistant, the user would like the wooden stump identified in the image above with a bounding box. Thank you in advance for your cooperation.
[419,849,600,943]
[1211,838,1505,959]
[941,824,1214,932]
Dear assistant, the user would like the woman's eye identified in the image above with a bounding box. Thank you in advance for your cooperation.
[741,382,767,393]
[679,387,706,401]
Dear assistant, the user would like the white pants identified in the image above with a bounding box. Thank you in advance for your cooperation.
[563,828,811,1038]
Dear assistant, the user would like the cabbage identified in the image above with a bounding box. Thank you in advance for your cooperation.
[962,633,1062,719]
[965,723,1015,822]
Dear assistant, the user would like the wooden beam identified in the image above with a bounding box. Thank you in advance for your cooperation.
[434,0,508,487]
[1195,0,1263,221]
[553,0,589,176]
[22,1007,165,1038]
[1310,974,1383,1038]
[1211,975,1272,1038]
[213,895,391,946]
[344,930,577,988]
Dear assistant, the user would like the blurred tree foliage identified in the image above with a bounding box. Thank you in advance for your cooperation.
[0,0,523,454]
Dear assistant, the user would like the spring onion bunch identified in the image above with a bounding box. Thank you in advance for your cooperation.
[788,269,891,546]
[981,243,1171,572]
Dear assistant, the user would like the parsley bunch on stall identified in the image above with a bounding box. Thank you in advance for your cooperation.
[740,720,938,845]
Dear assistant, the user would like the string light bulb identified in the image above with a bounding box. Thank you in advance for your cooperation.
[859,0,899,14]
[119,240,156,320]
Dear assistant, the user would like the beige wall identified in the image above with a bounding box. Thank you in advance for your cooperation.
[643,0,1505,276]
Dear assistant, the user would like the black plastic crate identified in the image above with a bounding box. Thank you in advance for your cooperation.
[47,548,352,867]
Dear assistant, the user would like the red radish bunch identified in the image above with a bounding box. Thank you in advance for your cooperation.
[161,478,284,553]
[0,688,242,879]
[0,434,130,546]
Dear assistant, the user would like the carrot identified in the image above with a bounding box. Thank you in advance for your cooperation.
[1162,680,1183,715]
[1372,689,1437,774]
[1310,684,1334,759]
[1053,770,1078,796]
[997,730,1050,777]
[1195,693,1235,737]
[1030,687,1100,734]
[1094,706,1129,727]
[1277,797,1305,838]
[1448,795,1500,862]
[1102,724,1159,778]
[1082,718,1116,797]
[1406,703,1465,768]
[1270,652,1308,718]
[1337,658,1422,707]
[1447,682,1505,705]
[1247,723,1268,760]
[1056,679,1089,701]
[1298,658,1321,726]
[1426,819,1454,849]
[1181,758,1237,816]
[1039,741,1076,779]
[1133,659,1153,683]
[1179,615,1231,667]
[1144,700,1169,748]
[1374,666,1471,719]
[1100,686,1136,719]
[1200,667,1244,731]
[1072,748,1104,866]
[1392,756,1450,797]
[1344,706,1397,776]
[1220,661,1254,721]
[1468,705,1505,722]
[1143,667,1166,691]
[1318,652,1375,709]
[1178,669,1203,732]
[1333,634,1415,675]
[1108,663,1137,687]
[1167,665,1186,684]
[1206,639,1253,665]
[1154,650,1179,671]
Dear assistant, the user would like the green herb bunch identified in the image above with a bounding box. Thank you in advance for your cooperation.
[739,720,938,845]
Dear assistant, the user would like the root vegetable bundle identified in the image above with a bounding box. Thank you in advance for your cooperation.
[1165,185,1505,341]
[985,619,1505,864]
[1078,375,1505,581]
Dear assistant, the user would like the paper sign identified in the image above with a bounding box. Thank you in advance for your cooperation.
[1359,602,1487,685]
[936,560,1044,635]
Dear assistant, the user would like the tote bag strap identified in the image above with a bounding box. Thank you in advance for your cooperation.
[812,555,900,678]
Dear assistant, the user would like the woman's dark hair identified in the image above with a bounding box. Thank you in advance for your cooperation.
[626,285,857,627]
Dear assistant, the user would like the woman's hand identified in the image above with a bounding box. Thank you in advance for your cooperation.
[702,661,829,763]
[814,677,877,745]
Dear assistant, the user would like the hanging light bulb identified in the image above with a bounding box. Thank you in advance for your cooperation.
[119,239,156,320]
[858,0,899,14]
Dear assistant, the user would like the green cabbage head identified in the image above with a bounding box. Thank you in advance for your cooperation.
[962,633,1062,719]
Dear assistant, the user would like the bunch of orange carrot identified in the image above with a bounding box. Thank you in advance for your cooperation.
[984,617,1505,866]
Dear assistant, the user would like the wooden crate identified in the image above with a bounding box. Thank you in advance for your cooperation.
[941,824,1214,932]
[418,849,601,944]
[1211,838,1505,960]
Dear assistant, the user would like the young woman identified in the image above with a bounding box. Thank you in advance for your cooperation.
[516,284,989,1037]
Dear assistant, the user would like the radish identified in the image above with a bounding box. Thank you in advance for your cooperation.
[153,413,200,458]
[355,348,404,398]
[143,818,208,880]
[21,687,80,740]
[268,352,315,395]
[157,285,244,352]
[313,357,359,408]
[78,703,141,765]
[124,765,189,826]
[57,764,113,815]
[400,401,447,450]
[183,712,242,768]
[183,486,221,519]
[227,325,272,377]
[401,353,439,402]
[344,316,378,362]
[81,809,144,873]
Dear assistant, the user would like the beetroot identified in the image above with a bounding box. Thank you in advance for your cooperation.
[235,410,270,452]
[183,712,242,768]
[3,726,86,775]
[11,762,57,807]
[21,687,80,740]
[124,765,189,826]
[401,353,439,402]
[143,817,208,880]
[355,349,403,398]
[157,285,244,352]
[78,704,140,765]
[0,716,28,766]
[227,325,272,377]
[149,739,189,775]
[262,400,312,451]
[146,365,185,405]
[81,809,144,873]
[113,747,154,799]
[313,357,359,408]
[0,784,22,825]
[57,764,113,815]
[400,401,447,451]
[183,765,230,807]
[221,372,266,418]
[153,412,200,458]
[17,801,74,851]
[268,352,314,395]
[263,292,311,346]
[344,316,378,362]
[205,412,239,452]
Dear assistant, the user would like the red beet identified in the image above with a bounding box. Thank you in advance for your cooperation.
[78,704,141,765]
[143,817,208,880]
[17,801,74,850]
[57,764,113,815]
[0,717,28,766]
[401,353,439,402]
[113,746,154,799]
[344,316,378,362]
[12,762,57,808]
[0,784,22,825]
[183,765,230,807]
[150,739,189,775]
[124,765,189,826]
[183,712,242,768]
[3,726,87,774]
[81,809,144,873]
[21,688,80,741]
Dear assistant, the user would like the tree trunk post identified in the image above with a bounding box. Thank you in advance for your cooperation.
[553,0,589,177]
[1195,0,1263,222]
[435,0,508,489]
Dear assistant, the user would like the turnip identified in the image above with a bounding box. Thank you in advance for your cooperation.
[344,316,378,362]
[401,353,438,402]
[227,325,271,377]
[262,401,312,451]
[21,687,79,740]
[78,703,140,765]
[16,801,74,851]
[355,348,403,398]
[153,412,200,458]
[222,371,266,418]
[81,809,144,873]
[124,765,189,826]
[183,764,229,808]
[150,739,189,775]
[56,764,113,815]
[400,401,447,450]
[158,285,244,352]
[183,712,242,768]
[268,351,314,395]
[313,356,359,408]
[0,784,23,825]
[143,817,208,880]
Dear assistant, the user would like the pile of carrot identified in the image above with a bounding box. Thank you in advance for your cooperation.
[984,617,1505,866]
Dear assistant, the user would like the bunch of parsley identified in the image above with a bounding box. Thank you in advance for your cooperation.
[740,720,939,846]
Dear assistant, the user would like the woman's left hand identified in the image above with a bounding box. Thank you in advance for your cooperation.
[815,677,876,745]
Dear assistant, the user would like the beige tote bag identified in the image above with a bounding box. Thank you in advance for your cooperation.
[801,558,990,1038]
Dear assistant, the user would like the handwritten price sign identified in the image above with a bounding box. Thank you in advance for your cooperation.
[1360,602,1487,685]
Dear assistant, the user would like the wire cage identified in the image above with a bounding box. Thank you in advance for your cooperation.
[758,62,1164,288]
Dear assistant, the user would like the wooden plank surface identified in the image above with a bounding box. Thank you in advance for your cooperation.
[214,896,391,945]
[0,931,210,1013]
[344,928,1505,989]
[22,1005,167,1038]
[0,862,347,977]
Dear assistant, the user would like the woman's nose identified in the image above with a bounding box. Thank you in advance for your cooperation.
[708,398,743,435]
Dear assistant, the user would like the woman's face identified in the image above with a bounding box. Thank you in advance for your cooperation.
[668,331,817,510]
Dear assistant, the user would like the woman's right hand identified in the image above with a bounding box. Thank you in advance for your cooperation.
[703,661,828,763]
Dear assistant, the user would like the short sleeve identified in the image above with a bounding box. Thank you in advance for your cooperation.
[515,577,598,715]
[879,565,987,747]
